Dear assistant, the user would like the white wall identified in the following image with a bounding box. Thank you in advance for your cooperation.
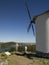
[36,13,49,53]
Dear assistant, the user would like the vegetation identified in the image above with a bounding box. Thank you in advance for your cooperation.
[18,45,25,52]
[0,42,49,65]
[27,45,36,52]
[0,52,7,63]
[0,52,49,65]
[0,42,36,53]
[9,47,16,52]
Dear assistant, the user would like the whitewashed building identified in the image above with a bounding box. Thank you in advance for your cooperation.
[33,10,49,57]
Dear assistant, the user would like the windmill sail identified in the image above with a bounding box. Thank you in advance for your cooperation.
[25,1,35,35]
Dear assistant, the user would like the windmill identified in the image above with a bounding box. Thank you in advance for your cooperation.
[25,2,35,35]
[16,43,19,52]
[25,1,49,58]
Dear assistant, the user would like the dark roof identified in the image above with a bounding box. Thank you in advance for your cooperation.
[32,10,49,21]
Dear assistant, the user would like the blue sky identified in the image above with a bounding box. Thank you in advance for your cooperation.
[0,0,49,43]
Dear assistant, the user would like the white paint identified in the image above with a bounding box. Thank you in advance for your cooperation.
[36,13,49,53]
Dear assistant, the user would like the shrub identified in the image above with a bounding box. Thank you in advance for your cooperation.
[9,47,16,52]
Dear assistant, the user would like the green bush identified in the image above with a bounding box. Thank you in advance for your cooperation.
[9,47,16,52]
[1,53,7,59]
[27,45,36,52]
[18,46,25,52]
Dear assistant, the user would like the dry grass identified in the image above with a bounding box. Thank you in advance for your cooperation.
[0,52,49,65]
[7,55,32,65]
[7,54,49,65]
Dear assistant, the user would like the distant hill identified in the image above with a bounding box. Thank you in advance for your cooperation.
[0,42,36,45]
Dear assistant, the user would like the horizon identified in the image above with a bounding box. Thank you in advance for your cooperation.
[0,0,49,43]
[0,41,36,44]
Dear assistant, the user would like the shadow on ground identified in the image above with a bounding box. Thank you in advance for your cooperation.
[15,52,49,59]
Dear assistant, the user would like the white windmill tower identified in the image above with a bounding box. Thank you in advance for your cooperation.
[25,46,27,53]
[35,11,49,57]
[16,43,19,52]
[25,2,49,57]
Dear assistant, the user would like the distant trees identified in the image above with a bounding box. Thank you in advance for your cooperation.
[18,45,25,52]
[9,47,16,52]
[27,45,36,52]
[18,45,36,53]
[0,42,36,53]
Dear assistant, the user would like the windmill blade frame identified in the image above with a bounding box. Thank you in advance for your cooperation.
[32,24,35,35]
[27,21,32,32]
[25,1,35,35]
[25,1,31,20]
